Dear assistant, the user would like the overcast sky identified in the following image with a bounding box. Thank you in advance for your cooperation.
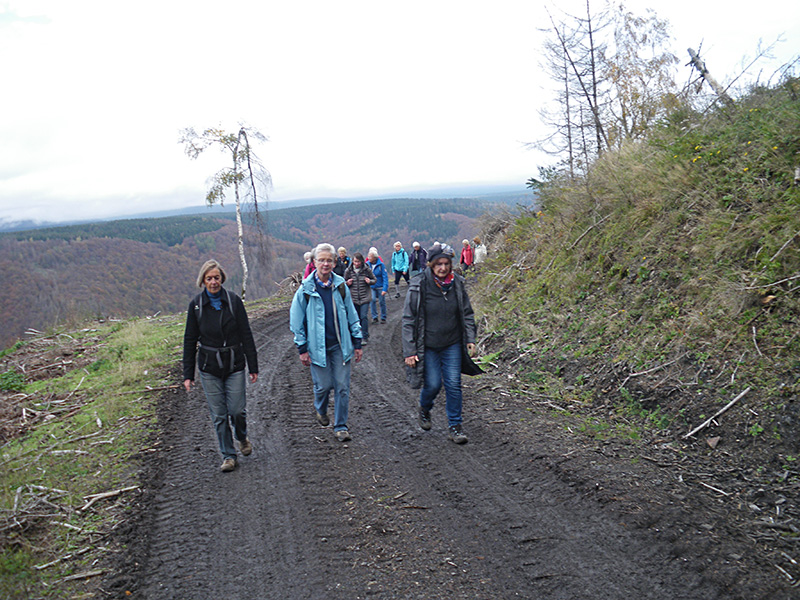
[1,0,797,225]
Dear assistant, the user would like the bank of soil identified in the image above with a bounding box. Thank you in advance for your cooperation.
[110,292,797,599]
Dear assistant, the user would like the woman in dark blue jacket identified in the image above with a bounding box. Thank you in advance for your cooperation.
[183,260,259,472]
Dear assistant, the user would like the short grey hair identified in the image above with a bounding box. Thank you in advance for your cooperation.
[312,243,336,260]
[196,259,226,287]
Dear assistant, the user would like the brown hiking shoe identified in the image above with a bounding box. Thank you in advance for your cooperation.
[220,458,237,472]
[239,438,252,456]
[449,424,468,444]
[316,411,330,427]
[335,429,352,442]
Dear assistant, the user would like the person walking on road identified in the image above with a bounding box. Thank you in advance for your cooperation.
[344,252,376,345]
[303,251,314,278]
[333,246,351,277]
[290,243,363,442]
[409,241,427,279]
[473,237,487,265]
[402,244,480,444]
[183,259,259,472]
[459,239,474,273]
[368,247,389,323]
[391,241,410,298]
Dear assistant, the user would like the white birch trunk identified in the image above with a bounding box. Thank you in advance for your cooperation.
[234,183,248,300]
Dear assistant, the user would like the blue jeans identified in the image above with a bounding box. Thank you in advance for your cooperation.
[355,302,370,341]
[370,288,387,321]
[309,344,352,431]
[419,343,463,427]
[199,369,247,460]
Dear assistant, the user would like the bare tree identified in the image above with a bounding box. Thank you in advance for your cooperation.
[546,5,610,156]
[535,1,679,175]
[180,125,271,300]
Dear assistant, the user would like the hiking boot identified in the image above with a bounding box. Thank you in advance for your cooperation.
[372,318,378,323]
[419,407,432,431]
[380,319,386,324]
[449,424,468,444]
[316,411,330,427]
[335,429,352,442]
[394,292,400,298]
[220,458,237,472]
[239,438,252,456]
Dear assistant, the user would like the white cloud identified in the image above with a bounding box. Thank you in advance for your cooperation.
[0,0,797,223]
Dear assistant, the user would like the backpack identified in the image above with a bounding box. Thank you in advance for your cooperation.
[193,289,240,373]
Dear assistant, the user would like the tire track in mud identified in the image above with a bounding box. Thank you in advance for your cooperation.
[344,299,721,599]
[135,298,724,599]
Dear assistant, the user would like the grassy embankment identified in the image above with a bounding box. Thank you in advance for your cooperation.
[474,77,800,447]
[0,314,182,598]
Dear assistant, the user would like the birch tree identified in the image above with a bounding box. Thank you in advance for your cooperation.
[180,126,271,300]
[600,5,678,145]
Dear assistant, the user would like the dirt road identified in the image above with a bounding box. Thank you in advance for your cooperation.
[120,294,777,599]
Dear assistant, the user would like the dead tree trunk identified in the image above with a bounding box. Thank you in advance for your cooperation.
[687,48,735,108]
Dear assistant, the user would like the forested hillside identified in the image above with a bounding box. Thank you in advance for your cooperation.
[266,197,516,249]
[0,196,513,349]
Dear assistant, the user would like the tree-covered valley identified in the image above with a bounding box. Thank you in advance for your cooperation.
[0,196,524,350]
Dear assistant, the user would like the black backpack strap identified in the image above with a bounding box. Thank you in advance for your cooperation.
[193,292,204,322]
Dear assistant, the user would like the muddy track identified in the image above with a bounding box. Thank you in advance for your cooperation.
[131,295,732,599]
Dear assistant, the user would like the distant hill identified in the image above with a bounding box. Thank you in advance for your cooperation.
[0,186,532,233]
[0,195,527,349]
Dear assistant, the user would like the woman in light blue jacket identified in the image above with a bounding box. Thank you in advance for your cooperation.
[290,243,363,441]
[391,241,410,297]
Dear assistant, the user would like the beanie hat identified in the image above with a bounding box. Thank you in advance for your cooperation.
[427,243,455,265]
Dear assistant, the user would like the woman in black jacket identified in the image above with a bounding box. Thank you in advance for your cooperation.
[344,252,376,345]
[402,244,477,444]
[183,260,259,472]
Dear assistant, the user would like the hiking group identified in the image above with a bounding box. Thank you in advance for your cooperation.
[183,238,487,472]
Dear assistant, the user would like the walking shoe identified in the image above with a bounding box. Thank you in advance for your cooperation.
[316,411,330,427]
[394,293,400,298]
[335,429,352,442]
[372,318,378,323]
[239,438,252,456]
[380,319,386,324]
[220,458,237,472]
[449,424,468,444]
[419,407,432,431]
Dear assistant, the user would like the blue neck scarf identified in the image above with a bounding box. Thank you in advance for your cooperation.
[206,289,222,310]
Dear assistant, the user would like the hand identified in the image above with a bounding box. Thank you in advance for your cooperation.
[381,291,387,296]
[354,348,363,363]
[299,352,311,367]
[467,343,476,357]
[249,373,258,384]
[404,355,418,367]
[364,277,372,283]
[183,379,193,393]
[346,278,354,285]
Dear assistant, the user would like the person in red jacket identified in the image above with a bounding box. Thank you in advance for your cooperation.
[459,239,474,272]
